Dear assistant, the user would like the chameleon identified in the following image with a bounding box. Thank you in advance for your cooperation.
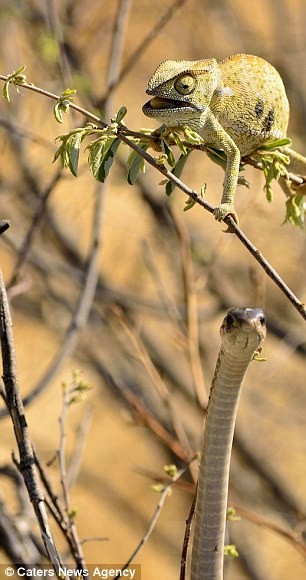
[142,53,306,223]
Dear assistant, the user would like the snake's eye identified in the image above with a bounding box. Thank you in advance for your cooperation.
[224,312,235,330]
[174,73,196,95]
[258,313,266,326]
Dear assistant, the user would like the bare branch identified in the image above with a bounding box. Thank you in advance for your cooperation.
[99,0,190,99]
[112,306,194,460]
[180,489,197,580]
[7,169,62,293]
[170,206,208,409]
[105,0,133,100]
[0,270,63,572]
[115,460,196,579]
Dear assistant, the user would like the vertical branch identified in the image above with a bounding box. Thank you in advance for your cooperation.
[105,0,133,105]
[171,206,208,408]
[180,488,197,580]
[21,0,133,409]
[99,0,190,99]
[56,382,88,571]
[0,270,63,572]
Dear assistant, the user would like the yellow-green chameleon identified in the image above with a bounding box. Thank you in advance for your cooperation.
[142,54,306,223]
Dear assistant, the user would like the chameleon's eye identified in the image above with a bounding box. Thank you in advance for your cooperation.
[174,74,196,95]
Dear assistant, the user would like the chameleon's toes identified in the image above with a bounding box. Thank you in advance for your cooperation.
[213,203,239,225]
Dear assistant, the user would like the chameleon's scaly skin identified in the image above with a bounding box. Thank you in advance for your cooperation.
[143,54,305,221]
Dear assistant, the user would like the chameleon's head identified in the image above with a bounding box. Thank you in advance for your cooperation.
[142,58,221,129]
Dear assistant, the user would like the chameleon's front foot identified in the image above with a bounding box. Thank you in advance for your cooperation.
[213,203,239,224]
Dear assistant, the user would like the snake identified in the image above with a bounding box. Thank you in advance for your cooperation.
[190,307,266,580]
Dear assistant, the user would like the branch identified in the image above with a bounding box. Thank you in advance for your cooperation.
[0,270,63,572]
[170,205,208,409]
[8,169,62,291]
[112,306,194,460]
[114,460,196,579]
[233,504,306,559]
[99,0,190,100]
[1,75,305,321]
[56,380,88,571]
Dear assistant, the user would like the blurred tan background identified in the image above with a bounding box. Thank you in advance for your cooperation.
[0,0,306,578]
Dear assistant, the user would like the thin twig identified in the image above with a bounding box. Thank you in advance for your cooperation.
[8,169,62,293]
[93,359,191,461]
[105,0,133,100]
[34,449,90,564]
[0,270,63,573]
[57,385,87,571]
[99,0,189,100]
[233,504,306,559]
[114,461,195,580]
[136,465,306,563]
[113,306,194,459]
[170,206,208,409]
[142,239,185,330]
[66,403,94,489]
[180,488,197,580]
[0,75,305,320]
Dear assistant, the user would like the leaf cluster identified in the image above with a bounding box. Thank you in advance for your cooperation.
[251,138,305,227]
[52,96,305,227]
[53,107,127,181]
[2,65,27,102]
[62,369,92,405]
[53,88,77,123]
[254,138,291,201]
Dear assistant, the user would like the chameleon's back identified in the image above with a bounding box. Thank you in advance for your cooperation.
[216,54,290,156]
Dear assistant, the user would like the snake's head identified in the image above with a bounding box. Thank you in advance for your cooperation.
[221,308,266,353]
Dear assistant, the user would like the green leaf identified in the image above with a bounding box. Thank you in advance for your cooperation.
[284,193,305,228]
[127,146,147,185]
[183,126,204,145]
[206,146,227,169]
[100,138,121,182]
[54,102,64,123]
[53,139,70,169]
[183,196,197,211]
[161,138,176,167]
[224,545,239,558]
[88,138,107,179]
[68,131,83,176]
[165,150,191,195]
[115,106,127,124]
[171,131,188,155]
[89,137,121,183]
[2,81,10,102]
[53,88,77,123]
[61,88,77,98]
[258,137,292,150]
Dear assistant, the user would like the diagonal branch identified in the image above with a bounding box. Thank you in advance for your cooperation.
[0,75,305,320]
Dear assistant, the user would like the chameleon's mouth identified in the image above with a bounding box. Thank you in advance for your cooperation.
[142,96,201,114]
